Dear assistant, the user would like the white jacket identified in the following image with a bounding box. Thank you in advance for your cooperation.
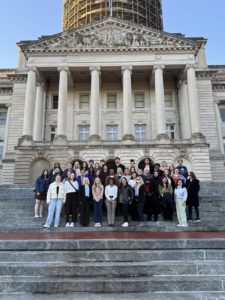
[47,182,66,204]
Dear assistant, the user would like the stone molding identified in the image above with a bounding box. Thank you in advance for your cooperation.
[19,19,201,55]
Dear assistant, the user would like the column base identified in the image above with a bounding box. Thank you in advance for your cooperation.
[191,132,206,143]
[122,134,135,142]
[88,135,101,143]
[18,135,33,146]
[53,135,67,145]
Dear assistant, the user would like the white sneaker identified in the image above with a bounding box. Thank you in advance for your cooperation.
[54,225,58,228]
[181,224,188,227]
[70,222,74,227]
[34,215,39,218]
[43,224,50,228]
[121,222,129,227]
[177,224,182,227]
[66,222,70,228]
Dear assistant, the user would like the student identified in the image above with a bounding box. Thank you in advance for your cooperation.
[105,177,118,226]
[43,174,66,228]
[120,177,134,227]
[34,169,50,218]
[64,173,79,227]
[174,179,188,227]
[80,177,91,227]
[92,177,104,227]
[186,172,201,222]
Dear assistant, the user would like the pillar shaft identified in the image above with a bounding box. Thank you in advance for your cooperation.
[57,67,68,138]
[22,68,37,138]
[33,82,45,141]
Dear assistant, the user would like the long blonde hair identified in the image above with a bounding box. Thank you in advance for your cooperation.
[92,177,103,191]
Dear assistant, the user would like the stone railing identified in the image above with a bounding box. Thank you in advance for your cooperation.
[31,138,193,147]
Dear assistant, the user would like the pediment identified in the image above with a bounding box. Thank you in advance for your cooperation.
[19,18,202,54]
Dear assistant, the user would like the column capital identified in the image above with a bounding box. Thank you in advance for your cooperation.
[153,64,165,71]
[57,66,69,72]
[186,64,197,71]
[89,66,101,73]
[36,81,46,88]
[121,65,133,74]
[27,66,37,73]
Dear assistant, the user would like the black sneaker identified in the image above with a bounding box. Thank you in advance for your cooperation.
[193,218,201,222]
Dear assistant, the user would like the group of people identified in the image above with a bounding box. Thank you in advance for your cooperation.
[34,157,200,228]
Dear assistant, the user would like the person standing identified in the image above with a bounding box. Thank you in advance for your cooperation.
[174,179,188,227]
[80,177,91,227]
[134,176,145,225]
[105,177,118,226]
[158,177,173,221]
[186,172,201,222]
[120,177,134,227]
[34,169,50,218]
[43,174,66,228]
[64,173,79,227]
[92,177,104,227]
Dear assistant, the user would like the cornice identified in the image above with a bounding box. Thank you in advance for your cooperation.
[7,74,27,83]
[0,87,13,94]
[19,18,201,57]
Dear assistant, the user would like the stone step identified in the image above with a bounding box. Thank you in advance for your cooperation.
[1,239,225,251]
[2,291,225,300]
[0,261,225,277]
[0,276,224,293]
[0,249,224,262]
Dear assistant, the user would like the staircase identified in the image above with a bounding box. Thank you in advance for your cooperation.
[0,183,225,299]
[0,238,225,299]
[0,182,225,231]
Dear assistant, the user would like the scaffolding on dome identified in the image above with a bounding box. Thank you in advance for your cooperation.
[63,0,163,31]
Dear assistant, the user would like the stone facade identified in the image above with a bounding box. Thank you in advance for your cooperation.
[0,18,225,184]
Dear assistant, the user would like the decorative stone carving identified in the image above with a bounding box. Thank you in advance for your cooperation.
[20,19,201,54]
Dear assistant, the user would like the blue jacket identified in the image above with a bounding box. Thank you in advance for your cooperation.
[35,176,50,193]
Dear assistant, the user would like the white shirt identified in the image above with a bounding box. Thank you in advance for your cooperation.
[105,185,118,201]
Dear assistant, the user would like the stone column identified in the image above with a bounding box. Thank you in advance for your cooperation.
[3,104,12,157]
[154,64,168,140]
[33,82,45,141]
[186,64,202,138]
[89,66,101,142]
[122,66,134,141]
[56,66,68,140]
[22,67,37,140]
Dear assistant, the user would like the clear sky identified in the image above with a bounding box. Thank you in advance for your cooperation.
[0,0,224,69]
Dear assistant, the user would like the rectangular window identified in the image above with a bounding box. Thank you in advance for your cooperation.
[220,108,225,122]
[0,112,7,126]
[79,125,90,141]
[135,124,146,141]
[164,93,172,107]
[79,94,89,109]
[166,124,175,139]
[106,125,118,141]
[50,126,57,141]
[0,144,3,160]
[107,94,117,109]
[134,93,145,108]
[52,95,58,109]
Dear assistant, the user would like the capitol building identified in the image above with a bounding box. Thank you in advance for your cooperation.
[0,0,225,184]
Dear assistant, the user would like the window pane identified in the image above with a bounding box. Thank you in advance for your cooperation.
[165,93,172,107]
[106,125,118,141]
[0,145,3,160]
[79,126,89,141]
[220,109,225,122]
[0,112,7,125]
[50,127,57,141]
[107,94,117,109]
[166,124,175,139]
[79,94,89,109]
[52,96,58,109]
[223,138,225,153]
[135,124,146,141]
[135,93,145,108]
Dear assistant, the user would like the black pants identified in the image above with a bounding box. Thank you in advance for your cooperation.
[188,205,199,220]
[80,196,90,226]
[65,192,79,223]
[137,199,145,222]
[122,202,129,222]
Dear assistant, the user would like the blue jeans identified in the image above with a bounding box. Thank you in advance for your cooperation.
[46,198,63,226]
[93,199,103,224]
